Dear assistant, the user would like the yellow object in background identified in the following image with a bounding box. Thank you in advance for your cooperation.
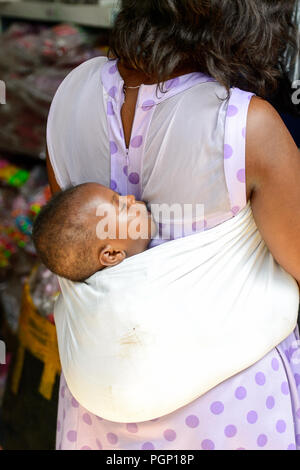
[11,282,61,401]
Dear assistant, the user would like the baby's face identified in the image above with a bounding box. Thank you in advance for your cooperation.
[88,184,157,265]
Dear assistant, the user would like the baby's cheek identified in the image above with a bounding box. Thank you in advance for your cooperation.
[114,210,129,236]
[130,217,150,240]
[116,217,129,240]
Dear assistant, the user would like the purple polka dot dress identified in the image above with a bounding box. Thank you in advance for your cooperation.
[46,57,300,450]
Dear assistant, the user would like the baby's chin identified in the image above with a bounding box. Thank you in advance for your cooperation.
[132,212,156,252]
[136,203,157,240]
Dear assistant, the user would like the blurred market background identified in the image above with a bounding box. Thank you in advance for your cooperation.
[0,0,298,451]
[0,0,114,450]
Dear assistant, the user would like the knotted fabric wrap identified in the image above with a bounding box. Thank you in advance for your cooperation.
[54,201,299,423]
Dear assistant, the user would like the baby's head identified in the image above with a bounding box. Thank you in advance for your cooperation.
[32,182,157,282]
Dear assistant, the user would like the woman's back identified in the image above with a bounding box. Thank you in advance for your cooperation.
[47,56,252,246]
[46,0,300,450]
[47,57,300,450]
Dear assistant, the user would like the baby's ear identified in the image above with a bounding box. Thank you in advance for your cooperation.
[98,244,126,267]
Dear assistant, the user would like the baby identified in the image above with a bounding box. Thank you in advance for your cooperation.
[32,182,157,282]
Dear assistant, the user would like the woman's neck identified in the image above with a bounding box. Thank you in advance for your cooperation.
[117,60,198,87]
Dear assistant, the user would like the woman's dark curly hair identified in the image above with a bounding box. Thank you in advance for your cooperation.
[109,0,298,98]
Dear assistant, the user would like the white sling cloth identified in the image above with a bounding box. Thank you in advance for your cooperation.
[54,201,299,423]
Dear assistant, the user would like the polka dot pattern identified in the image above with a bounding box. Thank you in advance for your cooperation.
[107,101,114,116]
[107,433,118,445]
[142,100,155,111]
[210,402,224,415]
[201,439,215,450]
[185,415,199,428]
[56,337,300,450]
[128,172,140,184]
[71,398,79,408]
[236,168,245,184]
[110,141,118,154]
[227,105,238,117]
[224,425,237,438]
[142,442,155,450]
[285,349,290,362]
[110,179,117,191]
[166,77,180,89]
[108,86,117,98]
[55,59,300,451]
[83,413,92,425]
[295,373,300,386]
[109,64,117,74]
[276,420,286,433]
[266,396,275,410]
[163,429,176,441]
[247,411,258,424]
[255,372,266,386]
[257,434,268,447]
[126,423,138,433]
[223,88,255,215]
[235,387,247,400]
[224,144,233,159]
[67,430,77,442]
[131,135,143,148]
[281,382,289,395]
[231,206,240,216]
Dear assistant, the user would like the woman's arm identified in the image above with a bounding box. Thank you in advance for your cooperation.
[246,96,300,285]
[46,144,61,195]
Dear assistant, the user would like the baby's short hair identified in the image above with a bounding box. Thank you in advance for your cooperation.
[32,184,100,282]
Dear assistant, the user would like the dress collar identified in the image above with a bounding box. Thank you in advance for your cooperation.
[101,58,215,108]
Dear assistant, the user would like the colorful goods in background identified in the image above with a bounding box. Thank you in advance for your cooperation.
[0,157,59,329]
[0,22,108,158]
[0,20,109,449]
[0,158,48,268]
[0,159,31,268]
[0,159,29,188]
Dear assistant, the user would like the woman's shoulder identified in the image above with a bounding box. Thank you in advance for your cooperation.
[61,55,108,83]
[51,56,108,102]
[247,95,279,121]
[245,94,300,284]
[47,55,108,133]
[245,95,292,192]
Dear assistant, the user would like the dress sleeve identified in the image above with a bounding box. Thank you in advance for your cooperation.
[223,87,256,215]
[46,56,107,189]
